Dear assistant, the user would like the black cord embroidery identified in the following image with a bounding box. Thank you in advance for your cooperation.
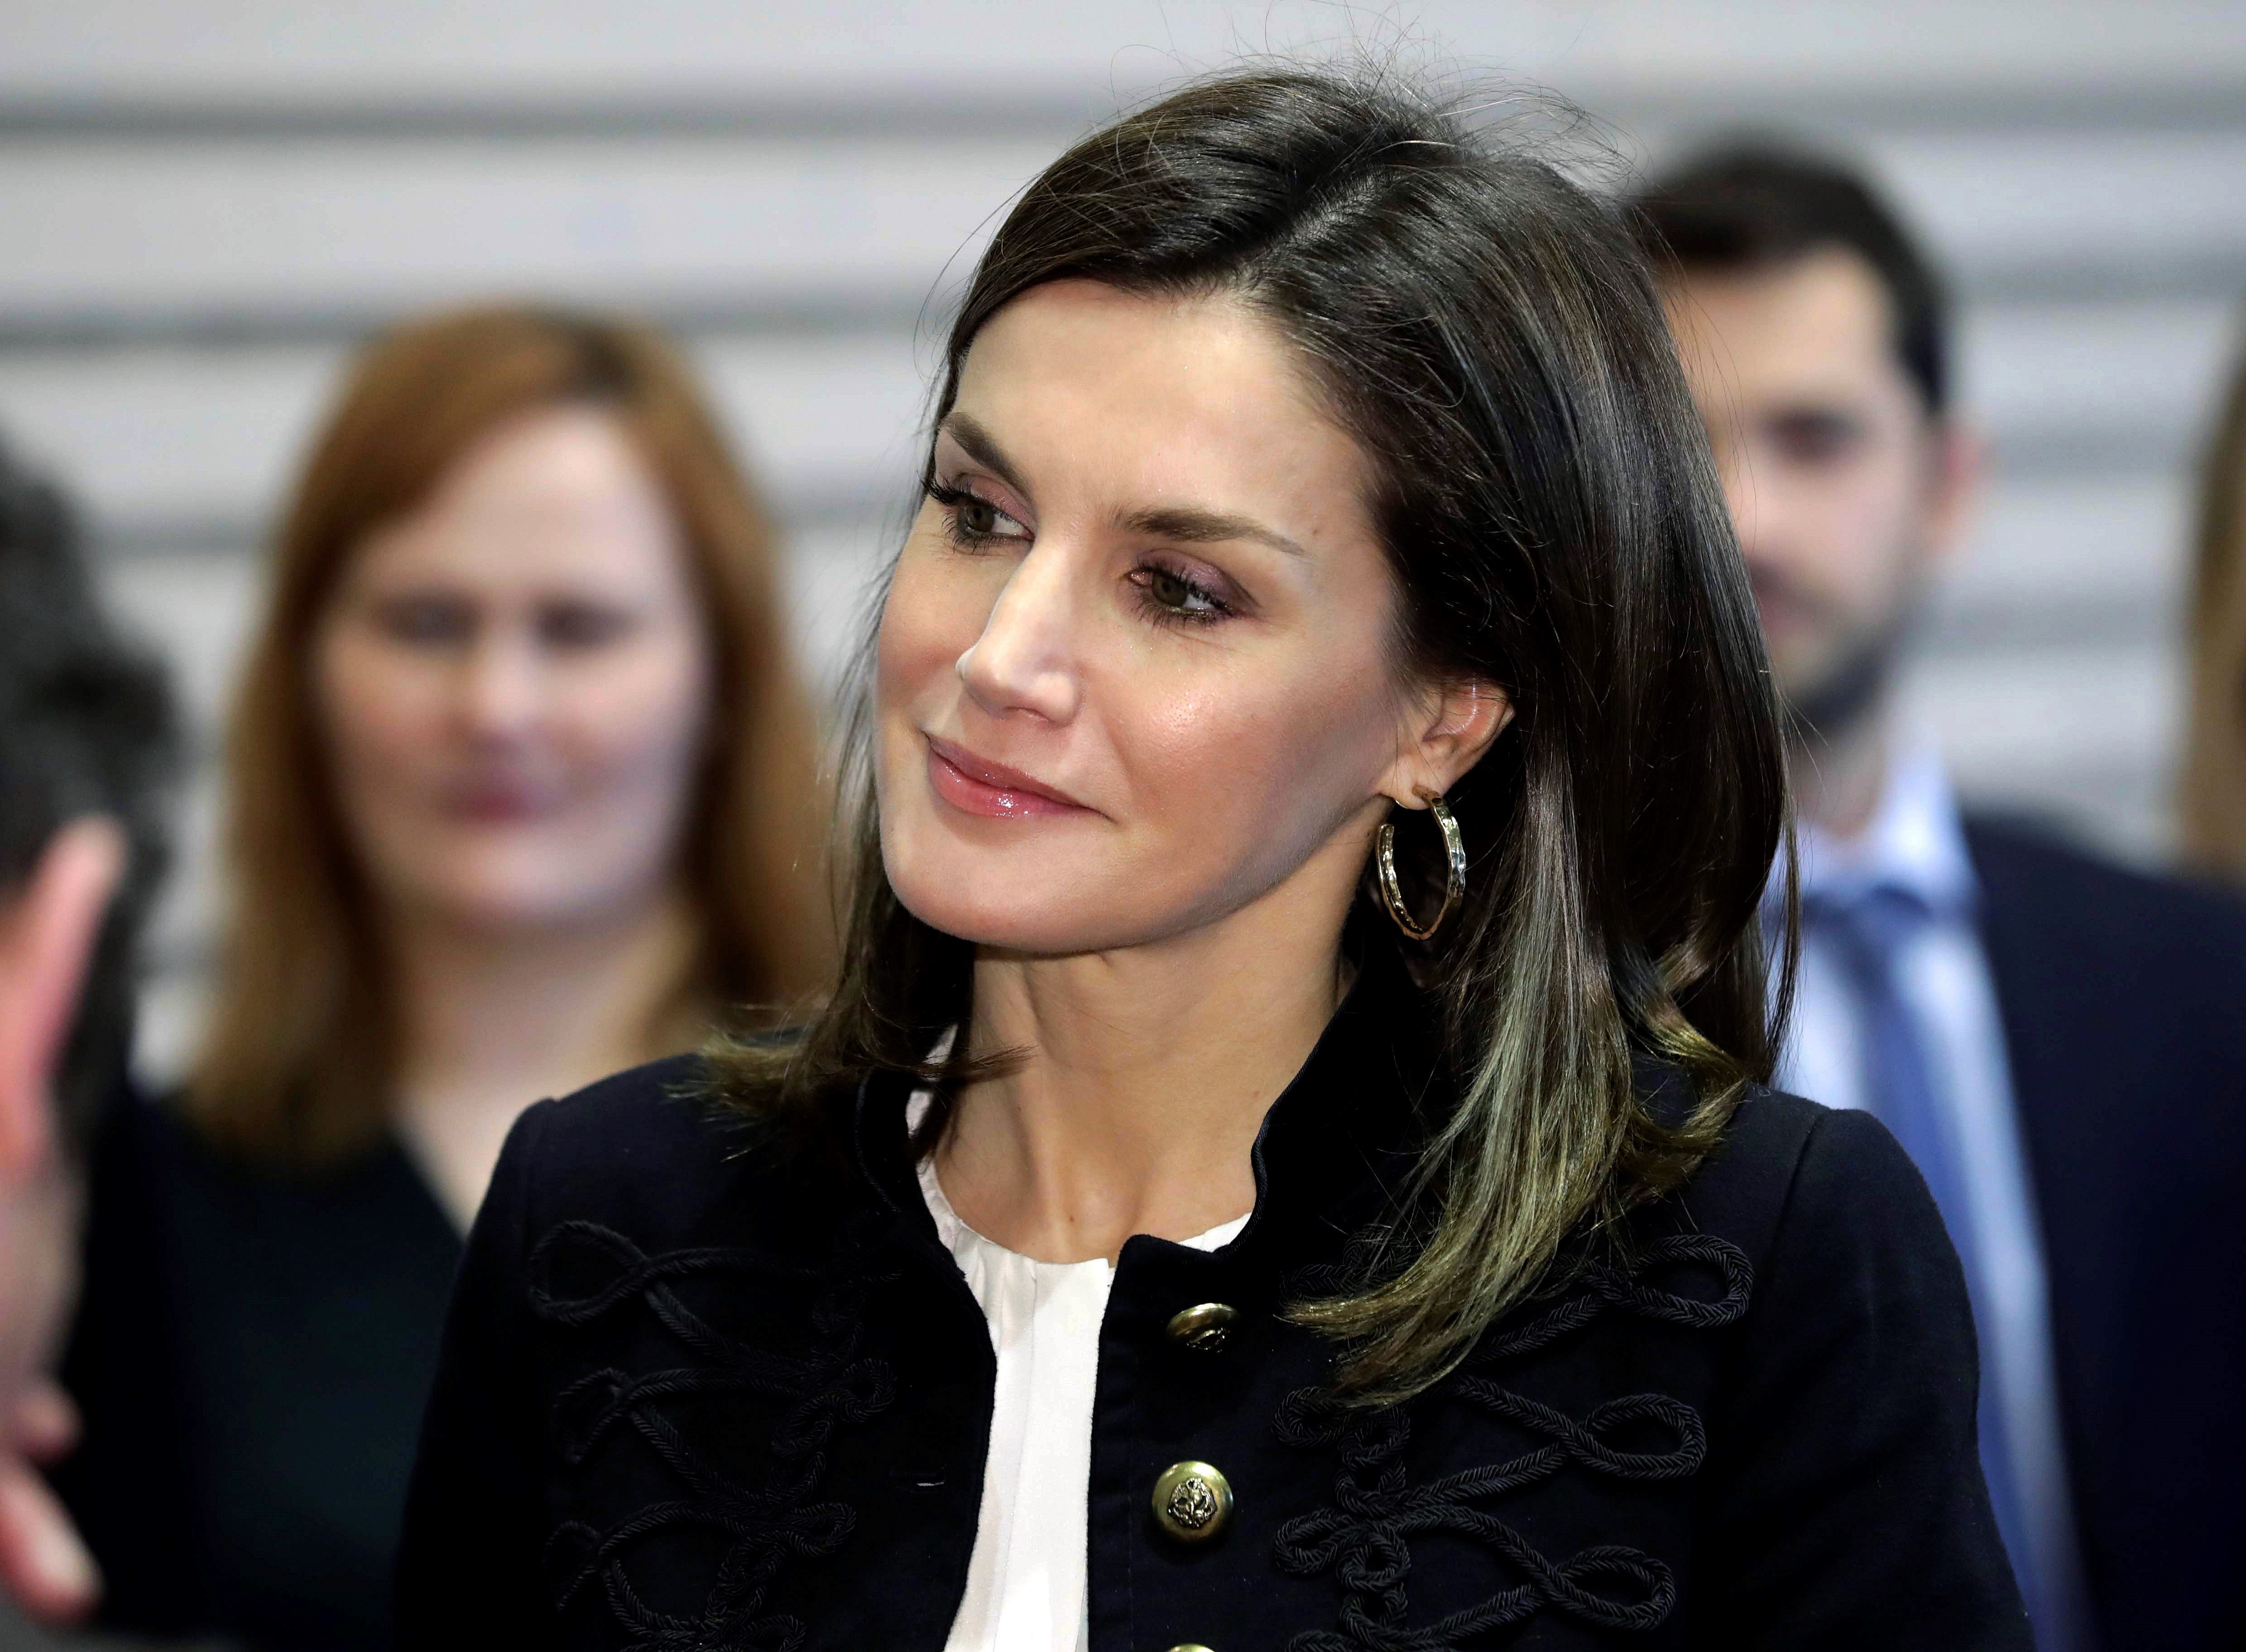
[528,1215,900,1651]
[1273,1234,1751,1649]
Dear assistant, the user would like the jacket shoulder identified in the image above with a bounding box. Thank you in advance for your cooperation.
[1966,813,2246,968]
[1671,1083,1824,1233]
[498,1054,853,1254]
[1965,816,2246,1128]
[1666,1085,1939,1281]
[519,1052,723,1159]
[1703,1084,1826,1178]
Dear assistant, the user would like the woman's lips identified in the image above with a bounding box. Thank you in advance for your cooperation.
[443,782,558,823]
[924,735,1091,820]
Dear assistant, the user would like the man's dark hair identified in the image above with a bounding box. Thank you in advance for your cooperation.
[0,440,179,1159]
[1627,142,1951,416]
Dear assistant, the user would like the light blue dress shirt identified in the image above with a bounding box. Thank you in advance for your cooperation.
[1776,741,2090,1652]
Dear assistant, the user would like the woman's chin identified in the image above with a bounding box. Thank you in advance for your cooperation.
[893,887,1092,956]
[885,868,1156,959]
[387,868,662,938]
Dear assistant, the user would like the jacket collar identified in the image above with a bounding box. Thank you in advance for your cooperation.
[1228,939,1440,1265]
[849,938,1444,1266]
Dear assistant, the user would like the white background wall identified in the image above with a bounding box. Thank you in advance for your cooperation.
[0,0,2240,1080]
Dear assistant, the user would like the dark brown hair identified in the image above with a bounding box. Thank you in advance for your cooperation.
[1628,141,1952,416]
[715,69,1790,1402]
[193,304,831,1165]
[2182,314,2246,876]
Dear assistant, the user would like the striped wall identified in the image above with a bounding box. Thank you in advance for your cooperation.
[0,0,2239,1080]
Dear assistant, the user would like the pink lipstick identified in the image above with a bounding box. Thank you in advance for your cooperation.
[924,735,1090,820]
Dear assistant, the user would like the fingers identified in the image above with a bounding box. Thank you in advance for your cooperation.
[0,815,128,1183]
[10,1382,78,1465]
[0,1455,98,1624]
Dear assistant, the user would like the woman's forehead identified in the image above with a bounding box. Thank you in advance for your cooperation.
[948,283,1372,549]
[347,480,686,600]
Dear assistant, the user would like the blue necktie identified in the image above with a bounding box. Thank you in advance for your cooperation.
[1802,883,2054,1647]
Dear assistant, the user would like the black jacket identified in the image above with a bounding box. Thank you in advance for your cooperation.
[397,956,2027,1649]
[1966,818,2246,1651]
[55,1098,460,1652]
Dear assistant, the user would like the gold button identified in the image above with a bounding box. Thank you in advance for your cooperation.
[1151,1460,1233,1543]
[1165,1301,1238,1352]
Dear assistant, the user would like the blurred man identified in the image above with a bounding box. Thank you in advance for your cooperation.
[1632,149,2246,1652]
[0,442,179,1647]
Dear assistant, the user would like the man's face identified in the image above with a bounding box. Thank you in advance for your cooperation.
[1663,247,1968,738]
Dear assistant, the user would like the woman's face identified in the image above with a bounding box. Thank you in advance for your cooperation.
[877,280,1471,958]
[313,403,714,935]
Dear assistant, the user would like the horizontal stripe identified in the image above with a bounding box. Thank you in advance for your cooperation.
[0,79,2241,144]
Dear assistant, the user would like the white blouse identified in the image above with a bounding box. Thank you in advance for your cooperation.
[907,1094,1250,1652]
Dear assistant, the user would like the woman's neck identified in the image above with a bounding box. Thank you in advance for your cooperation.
[390,890,701,1231]
[933,887,1352,1266]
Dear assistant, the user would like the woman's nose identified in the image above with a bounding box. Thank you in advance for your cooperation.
[955,543,1082,725]
[456,630,543,741]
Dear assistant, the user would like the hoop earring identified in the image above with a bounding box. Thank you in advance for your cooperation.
[1376,792,1466,940]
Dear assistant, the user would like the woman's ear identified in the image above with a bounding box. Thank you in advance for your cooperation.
[1384,679,1513,806]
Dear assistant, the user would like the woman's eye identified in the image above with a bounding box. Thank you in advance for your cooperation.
[1131,562,1231,624]
[538,603,636,649]
[373,595,474,646]
[929,481,1029,548]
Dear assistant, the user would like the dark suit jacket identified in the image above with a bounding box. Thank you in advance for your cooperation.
[1966,817,2246,1652]
[397,944,2026,1649]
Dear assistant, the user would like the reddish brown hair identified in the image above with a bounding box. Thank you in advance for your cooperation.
[2183,317,2246,878]
[192,304,831,1164]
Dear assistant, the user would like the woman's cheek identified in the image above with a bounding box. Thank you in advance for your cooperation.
[1142,663,1327,793]
[878,548,975,714]
[1157,659,1390,842]
[569,636,713,793]
[316,630,438,789]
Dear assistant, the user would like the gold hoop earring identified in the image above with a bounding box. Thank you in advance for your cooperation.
[1376,792,1466,940]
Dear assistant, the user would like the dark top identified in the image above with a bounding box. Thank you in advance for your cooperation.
[0,1599,230,1652]
[56,1096,462,1651]
[1965,816,2246,1651]
[397,953,2028,1649]
[0,1602,231,1652]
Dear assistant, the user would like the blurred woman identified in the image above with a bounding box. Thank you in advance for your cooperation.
[58,306,830,1650]
[2182,318,2246,876]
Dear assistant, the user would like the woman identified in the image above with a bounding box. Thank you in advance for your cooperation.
[59,306,830,1649]
[2183,316,2246,876]
[398,73,2027,1649]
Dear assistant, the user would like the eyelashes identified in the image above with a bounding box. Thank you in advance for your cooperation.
[922,478,1236,628]
[1124,563,1230,625]
[926,479,1029,548]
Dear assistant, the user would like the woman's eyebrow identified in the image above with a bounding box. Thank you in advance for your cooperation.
[936,412,1032,499]
[1118,503,1308,558]
[940,412,1307,558]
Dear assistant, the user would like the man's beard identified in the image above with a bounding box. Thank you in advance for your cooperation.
[1780,600,1920,751]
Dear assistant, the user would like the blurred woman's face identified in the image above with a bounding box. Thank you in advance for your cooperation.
[876,280,1426,956]
[314,403,713,934]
